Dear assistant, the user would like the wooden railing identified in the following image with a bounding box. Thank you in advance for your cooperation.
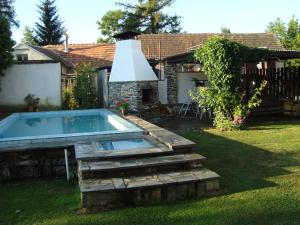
[243,67,300,101]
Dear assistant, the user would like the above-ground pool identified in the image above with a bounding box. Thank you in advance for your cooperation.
[0,109,142,144]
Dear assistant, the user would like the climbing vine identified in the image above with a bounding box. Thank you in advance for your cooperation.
[190,36,268,130]
[73,63,98,109]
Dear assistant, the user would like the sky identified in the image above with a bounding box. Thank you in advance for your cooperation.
[12,0,300,44]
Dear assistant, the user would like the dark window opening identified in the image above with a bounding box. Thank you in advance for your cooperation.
[17,54,28,62]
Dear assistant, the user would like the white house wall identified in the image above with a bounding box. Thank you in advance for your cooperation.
[0,63,61,107]
[177,72,207,103]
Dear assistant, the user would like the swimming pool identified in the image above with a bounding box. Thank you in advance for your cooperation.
[0,109,142,143]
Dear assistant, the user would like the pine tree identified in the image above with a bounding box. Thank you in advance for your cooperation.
[0,16,15,76]
[0,0,18,27]
[34,0,65,46]
[97,0,182,42]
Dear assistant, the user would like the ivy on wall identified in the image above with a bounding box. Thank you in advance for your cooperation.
[190,36,268,130]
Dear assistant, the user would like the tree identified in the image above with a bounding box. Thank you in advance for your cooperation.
[190,36,267,130]
[97,10,126,43]
[73,64,97,108]
[34,0,65,46]
[0,0,18,27]
[266,15,300,50]
[266,15,300,66]
[97,0,182,43]
[220,26,231,34]
[0,16,15,76]
[22,26,37,45]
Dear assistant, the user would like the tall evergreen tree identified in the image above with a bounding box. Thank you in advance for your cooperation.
[34,0,65,46]
[97,0,182,43]
[0,16,14,76]
[0,0,18,27]
[0,0,16,76]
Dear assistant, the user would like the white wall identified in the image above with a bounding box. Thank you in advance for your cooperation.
[0,63,62,106]
[158,79,167,104]
[177,72,207,103]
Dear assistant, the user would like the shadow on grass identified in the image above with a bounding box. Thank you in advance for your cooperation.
[183,130,299,194]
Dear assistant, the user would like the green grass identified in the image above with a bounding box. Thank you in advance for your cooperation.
[1,119,300,225]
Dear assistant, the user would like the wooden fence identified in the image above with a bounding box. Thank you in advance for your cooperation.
[243,67,300,101]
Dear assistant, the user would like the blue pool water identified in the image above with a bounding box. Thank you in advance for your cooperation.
[0,109,142,141]
[98,138,154,151]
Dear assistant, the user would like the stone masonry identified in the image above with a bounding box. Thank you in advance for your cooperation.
[165,63,178,105]
[108,81,159,112]
[0,148,76,180]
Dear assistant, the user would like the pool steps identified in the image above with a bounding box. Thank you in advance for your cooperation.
[78,115,221,211]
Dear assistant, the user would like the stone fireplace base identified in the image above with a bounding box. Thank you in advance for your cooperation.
[108,81,159,113]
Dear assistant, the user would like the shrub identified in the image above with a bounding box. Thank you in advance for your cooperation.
[190,36,267,130]
[73,63,97,109]
[62,87,78,109]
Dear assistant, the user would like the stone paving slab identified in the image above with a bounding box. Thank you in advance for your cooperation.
[124,116,196,150]
[192,168,220,180]
[112,178,126,190]
[79,153,206,172]
[80,179,115,192]
[80,168,220,193]
[124,175,163,189]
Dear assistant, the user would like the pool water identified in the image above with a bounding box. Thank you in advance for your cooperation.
[0,115,117,139]
[98,138,154,151]
[0,109,142,141]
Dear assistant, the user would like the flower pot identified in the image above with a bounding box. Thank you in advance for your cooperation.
[27,104,36,112]
[293,103,300,117]
[283,100,294,116]
[233,115,245,127]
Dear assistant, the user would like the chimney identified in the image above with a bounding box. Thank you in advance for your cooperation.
[64,32,69,53]
[110,31,157,82]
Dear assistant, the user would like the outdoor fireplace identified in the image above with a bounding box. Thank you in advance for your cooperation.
[142,88,153,104]
[108,31,159,113]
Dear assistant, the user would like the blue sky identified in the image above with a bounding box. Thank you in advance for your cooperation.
[12,0,300,43]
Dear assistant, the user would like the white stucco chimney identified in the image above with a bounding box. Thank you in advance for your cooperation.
[109,39,158,82]
[64,32,69,53]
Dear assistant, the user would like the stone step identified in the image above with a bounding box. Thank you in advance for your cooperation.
[79,153,206,179]
[80,168,220,210]
[75,145,174,161]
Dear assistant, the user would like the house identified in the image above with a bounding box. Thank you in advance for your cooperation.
[0,43,72,109]
[2,33,300,111]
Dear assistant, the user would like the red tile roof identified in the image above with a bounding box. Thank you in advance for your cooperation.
[44,33,283,68]
[44,43,115,68]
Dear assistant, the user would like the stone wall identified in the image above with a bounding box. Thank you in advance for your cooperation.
[108,81,159,113]
[165,64,178,105]
[0,148,77,181]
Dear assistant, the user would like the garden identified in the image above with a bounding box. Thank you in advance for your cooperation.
[1,118,300,225]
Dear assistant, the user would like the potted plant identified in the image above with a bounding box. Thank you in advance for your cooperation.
[233,105,246,128]
[115,99,129,115]
[24,94,40,112]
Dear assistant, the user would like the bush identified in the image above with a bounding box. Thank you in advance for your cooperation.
[73,63,97,109]
[62,87,78,109]
[190,36,267,130]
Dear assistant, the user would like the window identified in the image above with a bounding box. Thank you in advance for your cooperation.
[16,54,28,62]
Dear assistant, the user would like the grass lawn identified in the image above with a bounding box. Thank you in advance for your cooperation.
[1,119,300,225]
